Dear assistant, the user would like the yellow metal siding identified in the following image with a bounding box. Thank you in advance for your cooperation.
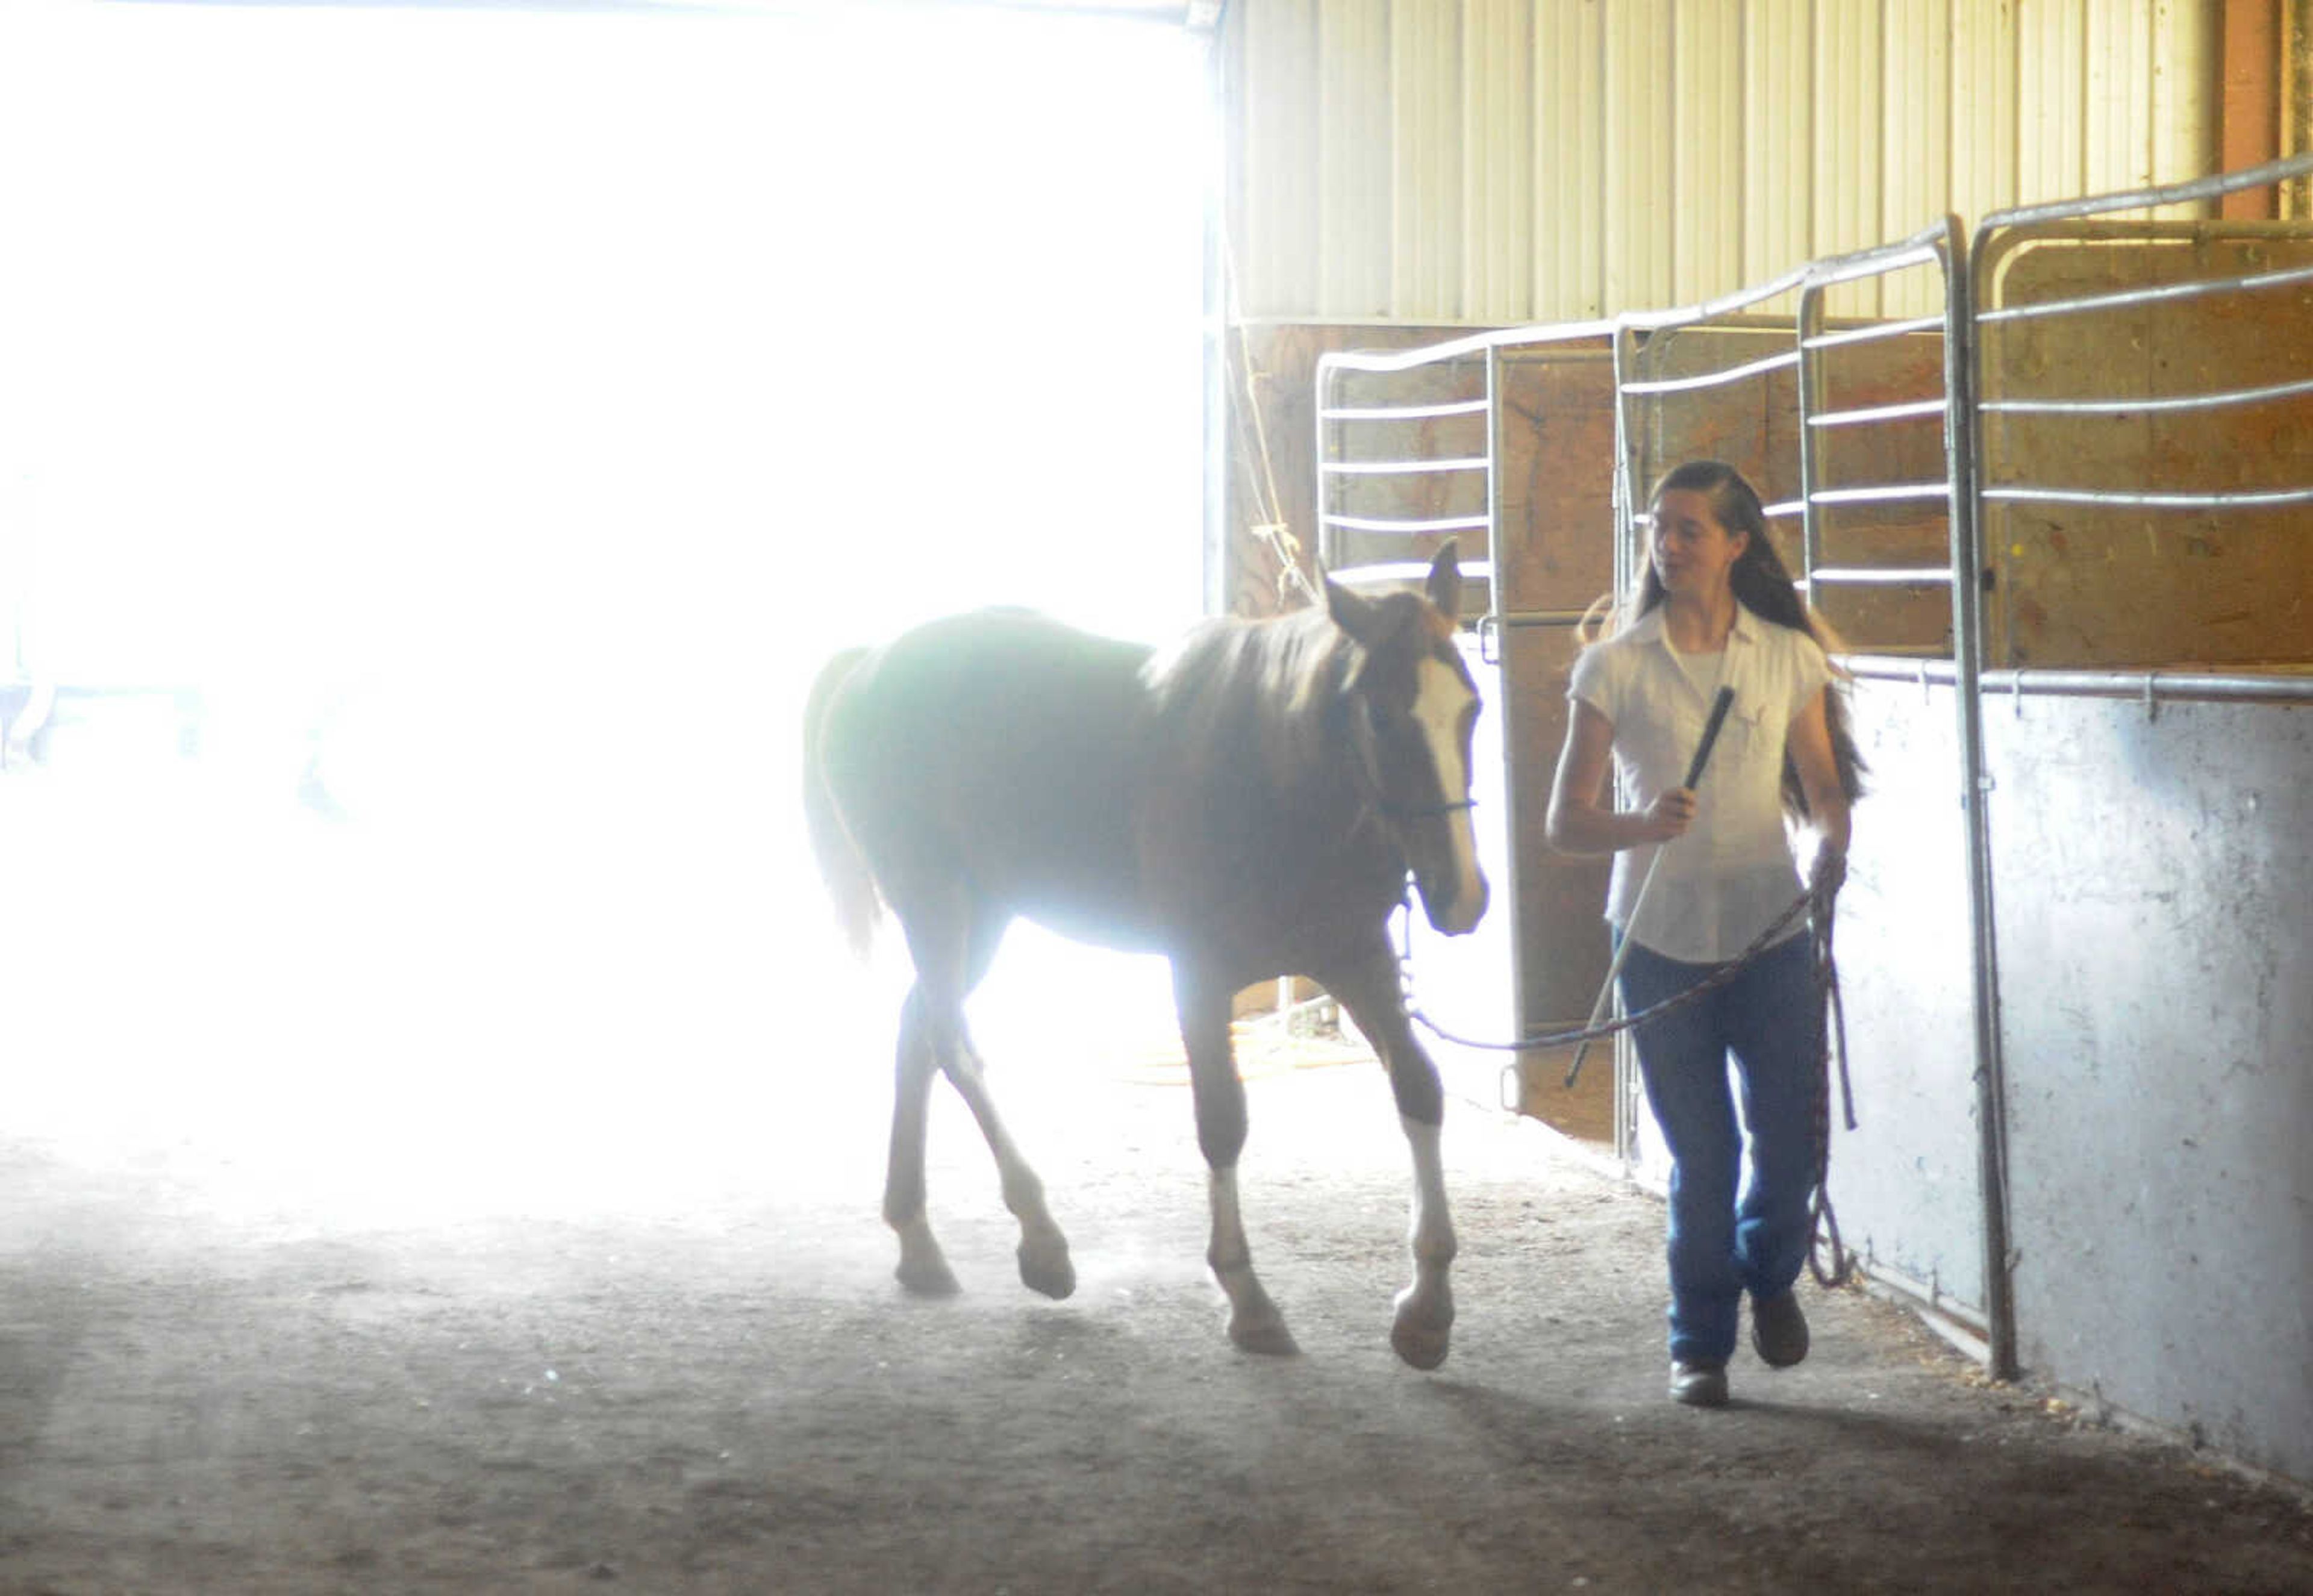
[1950,0,2022,228]
[1318,0,1391,317]
[1744,0,1814,304]
[1814,0,1888,316]
[2019,0,2090,205]
[1391,2,1462,315]
[1462,0,1535,321]
[1226,0,2221,322]
[1532,0,1605,319]
[1673,0,1743,305]
[2152,0,2223,216]
[1234,0,1319,314]
[2085,0,2156,197]
[1884,0,1952,316]
[1603,0,1675,313]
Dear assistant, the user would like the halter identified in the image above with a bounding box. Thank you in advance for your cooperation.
[1379,795,1478,820]
[1344,692,1477,832]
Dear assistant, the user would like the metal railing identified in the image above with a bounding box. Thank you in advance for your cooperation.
[1794,223,1968,609]
[1969,151,2313,676]
[1609,265,1813,608]
[1313,319,1612,609]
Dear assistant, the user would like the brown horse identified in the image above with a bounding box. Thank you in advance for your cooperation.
[801,544,1487,1368]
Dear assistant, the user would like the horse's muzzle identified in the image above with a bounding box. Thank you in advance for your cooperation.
[1419,866,1489,937]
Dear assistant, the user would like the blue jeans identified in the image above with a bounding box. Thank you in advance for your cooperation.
[1620,932,1821,1365]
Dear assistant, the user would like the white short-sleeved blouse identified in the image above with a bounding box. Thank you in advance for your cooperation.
[1566,601,1831,962]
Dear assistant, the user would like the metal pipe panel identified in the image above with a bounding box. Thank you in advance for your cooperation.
[1978,373,2313,414]
[1808,567,1954,587]
[1985,691,2313,1483]
[1319,458,1490,476]
[1977,149,2313,232]
[1849,656,2313,706]
[1981,485,2313,511]
[1808,483,1954,505]
[1809,399,1950,427]
[1320,400,1492,420]
[1803,314,1946,350]
[1615,348,1802,395]
[1315,318,1616,375]
[1320,513,1491,535]
[1826,676,1990,1323]
[1973,258,2313,323]
[1939,213,2015,1380]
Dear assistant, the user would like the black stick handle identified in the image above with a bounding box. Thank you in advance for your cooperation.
[1683,687,1737,790]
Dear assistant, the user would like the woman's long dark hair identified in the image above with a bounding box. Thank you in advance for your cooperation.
[1632,460,1865,817]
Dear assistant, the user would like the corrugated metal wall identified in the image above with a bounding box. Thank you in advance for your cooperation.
[1228,0,2221,323]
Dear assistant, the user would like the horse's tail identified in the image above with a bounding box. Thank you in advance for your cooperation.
[802,644,881,957]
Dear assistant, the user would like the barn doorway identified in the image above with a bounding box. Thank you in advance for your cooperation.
[0,1,1210,1214]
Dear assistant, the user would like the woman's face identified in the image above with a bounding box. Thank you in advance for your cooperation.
[1650,487,1750,600]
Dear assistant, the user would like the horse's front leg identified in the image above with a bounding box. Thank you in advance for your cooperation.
[1323,947,1456,1371]
[1175,964,1297,1356]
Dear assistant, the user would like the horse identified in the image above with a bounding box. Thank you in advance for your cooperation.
[801,543,1488,1369]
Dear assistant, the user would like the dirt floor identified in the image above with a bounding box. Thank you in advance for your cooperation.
[4,1019,2309,1596]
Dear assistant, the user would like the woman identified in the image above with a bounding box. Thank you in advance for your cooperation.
[1545,460,1862,1409]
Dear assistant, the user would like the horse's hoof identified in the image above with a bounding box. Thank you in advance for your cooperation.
[1018,1242,1076,1301]
[1228,1314,1300,1357]
[1390,1317,1451,1371]
[896,1256,962,1297]
[1390,1289,1453,1371]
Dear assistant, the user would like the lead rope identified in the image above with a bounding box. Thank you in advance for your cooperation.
[1400,882,1859,1287]
[1399,888,1814,1055]
[1808,893,1858,1288]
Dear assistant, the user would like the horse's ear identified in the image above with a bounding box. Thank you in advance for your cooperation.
[1425,539,1462,620]
[1324,573,1384,647]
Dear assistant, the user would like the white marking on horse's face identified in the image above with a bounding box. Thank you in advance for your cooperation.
[1411,655,1488,935]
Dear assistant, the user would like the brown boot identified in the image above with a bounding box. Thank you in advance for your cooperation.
[1750,1289,1810,1368]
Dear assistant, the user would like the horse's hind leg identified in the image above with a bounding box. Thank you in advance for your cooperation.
[887,982,961,1296]
[1322,946,1457,1372]
[885,888,1073,1300]
[1176,964,1296,1356]
[940,1014,1076,1301]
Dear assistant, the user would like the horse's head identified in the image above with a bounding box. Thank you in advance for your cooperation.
[1323,542,1490,937]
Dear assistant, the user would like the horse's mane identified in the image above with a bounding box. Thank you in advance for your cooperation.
[1140,605,1357,801]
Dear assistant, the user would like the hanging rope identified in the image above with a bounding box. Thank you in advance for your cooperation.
[1220,229,1322,612]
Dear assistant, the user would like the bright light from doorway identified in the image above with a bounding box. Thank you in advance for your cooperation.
[0,0,1206,1221]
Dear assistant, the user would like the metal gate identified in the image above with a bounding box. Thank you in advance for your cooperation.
[1314,321,1625,1130]
[1964,156,2313,1483]
[1311,152,2313,1488]
[1606,220,2003,1363]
